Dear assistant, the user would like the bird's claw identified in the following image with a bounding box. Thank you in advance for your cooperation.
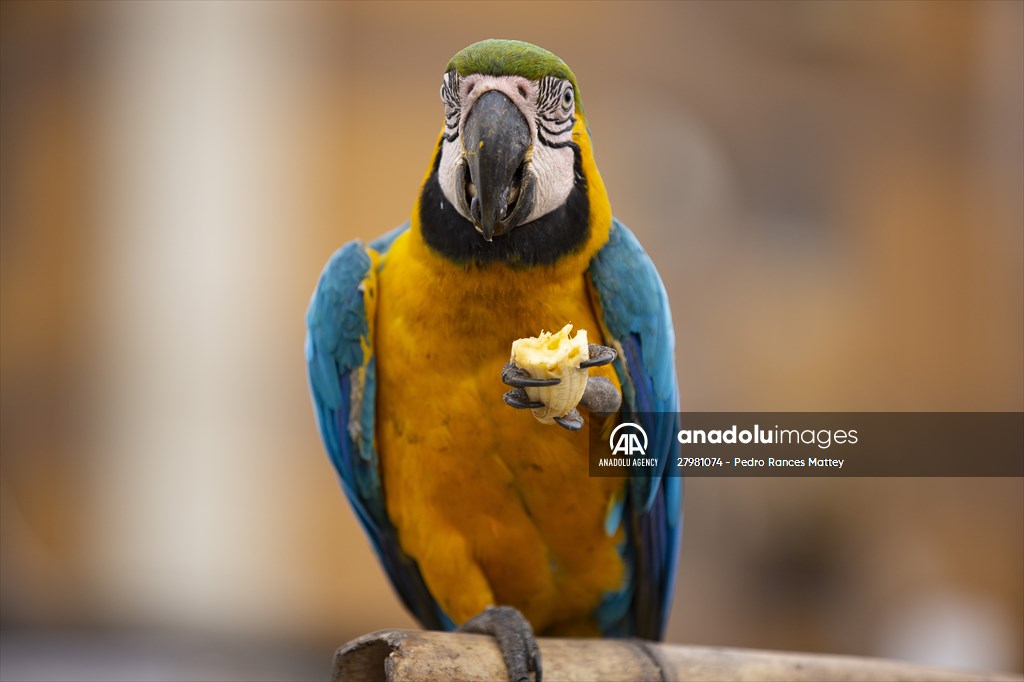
[579,344,616,368]
[502,362,560,388]
[459,605,542,682]
[554,408,583,431]
[503,387,545,410]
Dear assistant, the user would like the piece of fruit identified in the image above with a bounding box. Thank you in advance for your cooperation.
[510,324,589,425]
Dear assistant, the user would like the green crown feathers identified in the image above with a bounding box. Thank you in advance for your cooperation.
[446,39,583,112]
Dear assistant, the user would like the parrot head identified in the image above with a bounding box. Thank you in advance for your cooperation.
[417,39,611,266]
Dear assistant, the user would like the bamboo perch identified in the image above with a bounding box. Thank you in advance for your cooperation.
[333,629,1023,682]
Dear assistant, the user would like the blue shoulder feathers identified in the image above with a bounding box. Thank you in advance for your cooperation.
[305,223,453,630]
[589,219,683,639]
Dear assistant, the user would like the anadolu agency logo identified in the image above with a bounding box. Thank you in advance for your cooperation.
[598,422,659,468]
[609,422,648,456]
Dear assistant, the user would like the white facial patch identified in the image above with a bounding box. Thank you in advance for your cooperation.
[436,72,578,228]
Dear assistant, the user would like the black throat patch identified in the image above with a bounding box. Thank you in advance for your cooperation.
[418,141,590,267]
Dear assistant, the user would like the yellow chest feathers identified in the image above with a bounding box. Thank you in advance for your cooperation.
[371,228,625,632]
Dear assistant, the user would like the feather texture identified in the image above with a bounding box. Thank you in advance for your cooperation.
[589,218,683,639]
[306,224,453,630]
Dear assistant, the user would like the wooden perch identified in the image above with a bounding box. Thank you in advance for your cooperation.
[334,629,1023,682]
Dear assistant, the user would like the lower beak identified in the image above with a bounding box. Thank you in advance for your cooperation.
[462,90,532,241]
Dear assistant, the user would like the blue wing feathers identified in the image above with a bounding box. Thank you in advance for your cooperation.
[604,495,625,537]
[589,219,683,640]
[306,226,447,631]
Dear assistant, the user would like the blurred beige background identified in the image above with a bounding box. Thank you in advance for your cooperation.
[1,1,1021,680]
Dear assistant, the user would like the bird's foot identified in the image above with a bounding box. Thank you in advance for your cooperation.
[553,408,583,431]
[501,345,619,431]
[502,386,545,410]
[458,605,542,682]
[501,362,556,412]
[579,343,616,369]
[502,362,560,389]
[578,345,620,416]
[579,376,622,414]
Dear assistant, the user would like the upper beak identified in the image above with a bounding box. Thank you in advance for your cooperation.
[462,90,532,240]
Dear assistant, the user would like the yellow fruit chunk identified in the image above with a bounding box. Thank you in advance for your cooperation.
[511,324,590,425]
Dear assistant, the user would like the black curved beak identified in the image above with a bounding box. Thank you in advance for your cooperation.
[462,90,533,240]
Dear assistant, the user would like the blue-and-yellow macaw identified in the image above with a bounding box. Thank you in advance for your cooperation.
[307,39,681,680]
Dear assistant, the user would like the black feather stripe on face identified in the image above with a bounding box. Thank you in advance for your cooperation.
[537,76,562,111]
[440,71,462,143]
[420,138,589,267]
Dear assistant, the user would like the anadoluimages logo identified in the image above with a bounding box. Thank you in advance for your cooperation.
[609,422,648,456]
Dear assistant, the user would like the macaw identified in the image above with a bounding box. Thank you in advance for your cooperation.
[307,39,681,681]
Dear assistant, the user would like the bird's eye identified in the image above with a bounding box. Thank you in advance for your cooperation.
[561,87,574,110]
